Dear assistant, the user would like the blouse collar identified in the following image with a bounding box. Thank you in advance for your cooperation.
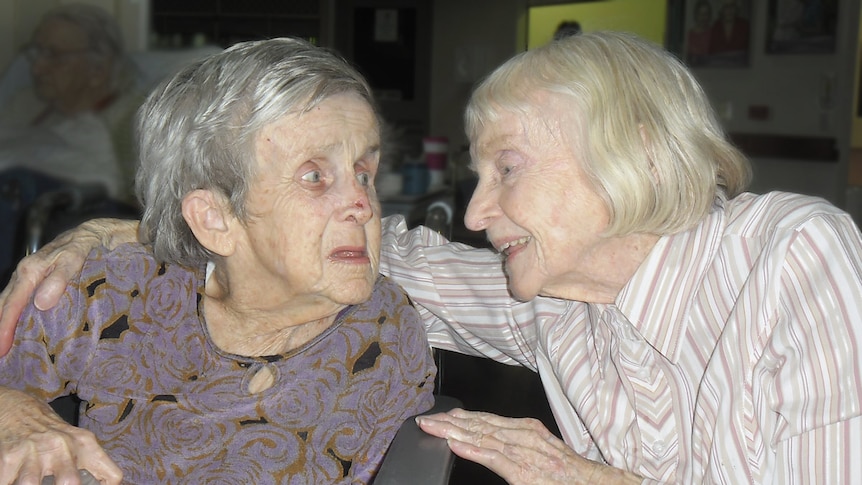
[613,195,727,363]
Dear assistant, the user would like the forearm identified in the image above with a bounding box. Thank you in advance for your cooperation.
[0,217,138,357]
[379,216,548,368]
[75,218,139,249]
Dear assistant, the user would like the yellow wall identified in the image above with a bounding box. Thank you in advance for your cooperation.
[527,0,667,49]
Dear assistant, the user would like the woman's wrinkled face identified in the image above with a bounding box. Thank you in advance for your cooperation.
[29,18,96,107]
[234,93,382,308]
[463,94,612,301]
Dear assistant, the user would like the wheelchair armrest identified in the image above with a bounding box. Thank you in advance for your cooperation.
[375,394,462,485]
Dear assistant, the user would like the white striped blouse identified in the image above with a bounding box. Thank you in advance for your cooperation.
[379,191,862,484]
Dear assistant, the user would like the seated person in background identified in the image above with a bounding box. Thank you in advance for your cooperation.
[0,2,144,199]
[0,3,145,283]
[0,37,435,484]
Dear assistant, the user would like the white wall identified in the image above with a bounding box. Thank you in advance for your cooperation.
[429,0,528,156]
[694,0,861,206]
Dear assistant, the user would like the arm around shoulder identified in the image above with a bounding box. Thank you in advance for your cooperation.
[0,218,138,356]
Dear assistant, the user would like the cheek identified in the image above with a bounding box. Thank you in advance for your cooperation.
[502,180,562,225]
[367,220,382,258]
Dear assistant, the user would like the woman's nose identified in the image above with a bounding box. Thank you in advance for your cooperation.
[343,180,373,224]
[463,182,497,231]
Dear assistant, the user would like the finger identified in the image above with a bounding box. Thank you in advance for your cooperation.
[447,435,579,485]
[447,408,544,431]
[0,317,15,357]
[419,411,571,464]
[0,446,78,485]
[415,412,465,439]
[0,455,24,485]
[29,224,111,310]
[445,436,519,475]
[40,464,82,485]
[74,445,123,485]
[418,409,527,439]
[0,271,39,356]
[33,271,74,311]
[417,412,508,452]
[445,409,565,447]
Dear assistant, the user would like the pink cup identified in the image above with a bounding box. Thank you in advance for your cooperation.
[423,136,449,171]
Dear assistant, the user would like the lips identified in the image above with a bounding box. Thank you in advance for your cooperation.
[331,249,366,258]
[330,247,369,262]
[497,236,531,257]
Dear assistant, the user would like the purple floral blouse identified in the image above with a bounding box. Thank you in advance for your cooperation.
[0,243,436,483]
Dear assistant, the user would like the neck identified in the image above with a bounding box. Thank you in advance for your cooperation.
[542,232,660,304]
[202,264,344,357]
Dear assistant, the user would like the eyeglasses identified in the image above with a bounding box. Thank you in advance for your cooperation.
[24,44,92,63]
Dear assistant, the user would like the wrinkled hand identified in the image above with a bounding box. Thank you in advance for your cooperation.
[0,218,138,356]
[0,388,122,485]
[416,409,641,485]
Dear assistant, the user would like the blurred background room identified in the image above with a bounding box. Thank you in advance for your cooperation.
[1,0,860,482]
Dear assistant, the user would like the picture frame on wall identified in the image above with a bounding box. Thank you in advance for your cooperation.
[765,0,838,54]
[685,0,752,68]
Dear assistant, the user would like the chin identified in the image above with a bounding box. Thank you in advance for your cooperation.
[504,266,540,302]
[507,282,540,302]
[333,280,375,305]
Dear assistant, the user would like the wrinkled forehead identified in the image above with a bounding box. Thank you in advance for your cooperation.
[256,93,381,157]
[469,91,580,161]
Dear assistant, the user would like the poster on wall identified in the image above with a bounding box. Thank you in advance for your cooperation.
[765,0,838,54]
[685,0,752,68]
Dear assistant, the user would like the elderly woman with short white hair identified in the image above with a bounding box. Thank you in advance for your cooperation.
[0,37,434,484]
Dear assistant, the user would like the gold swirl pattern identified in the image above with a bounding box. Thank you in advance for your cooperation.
[2,243,436,483]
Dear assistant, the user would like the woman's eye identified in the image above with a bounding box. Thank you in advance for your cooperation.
[497,162,516,178]
[301,170,322,183]
[496,152,517,178]
[356,172,371,186]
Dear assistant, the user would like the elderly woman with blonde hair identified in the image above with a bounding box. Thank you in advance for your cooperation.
[0,37,434,484]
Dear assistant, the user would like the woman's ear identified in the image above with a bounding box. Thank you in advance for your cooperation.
[182,189,236,257]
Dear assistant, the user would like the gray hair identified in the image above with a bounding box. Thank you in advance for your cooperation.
[40,3,127,87]
[465,31,751,236]
[135,37,376,267]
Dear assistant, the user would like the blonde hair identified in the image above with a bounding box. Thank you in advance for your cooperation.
[465,31,751,236]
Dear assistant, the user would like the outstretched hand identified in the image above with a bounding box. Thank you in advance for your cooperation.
[416,409,641,485]
[0,218,138,356]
